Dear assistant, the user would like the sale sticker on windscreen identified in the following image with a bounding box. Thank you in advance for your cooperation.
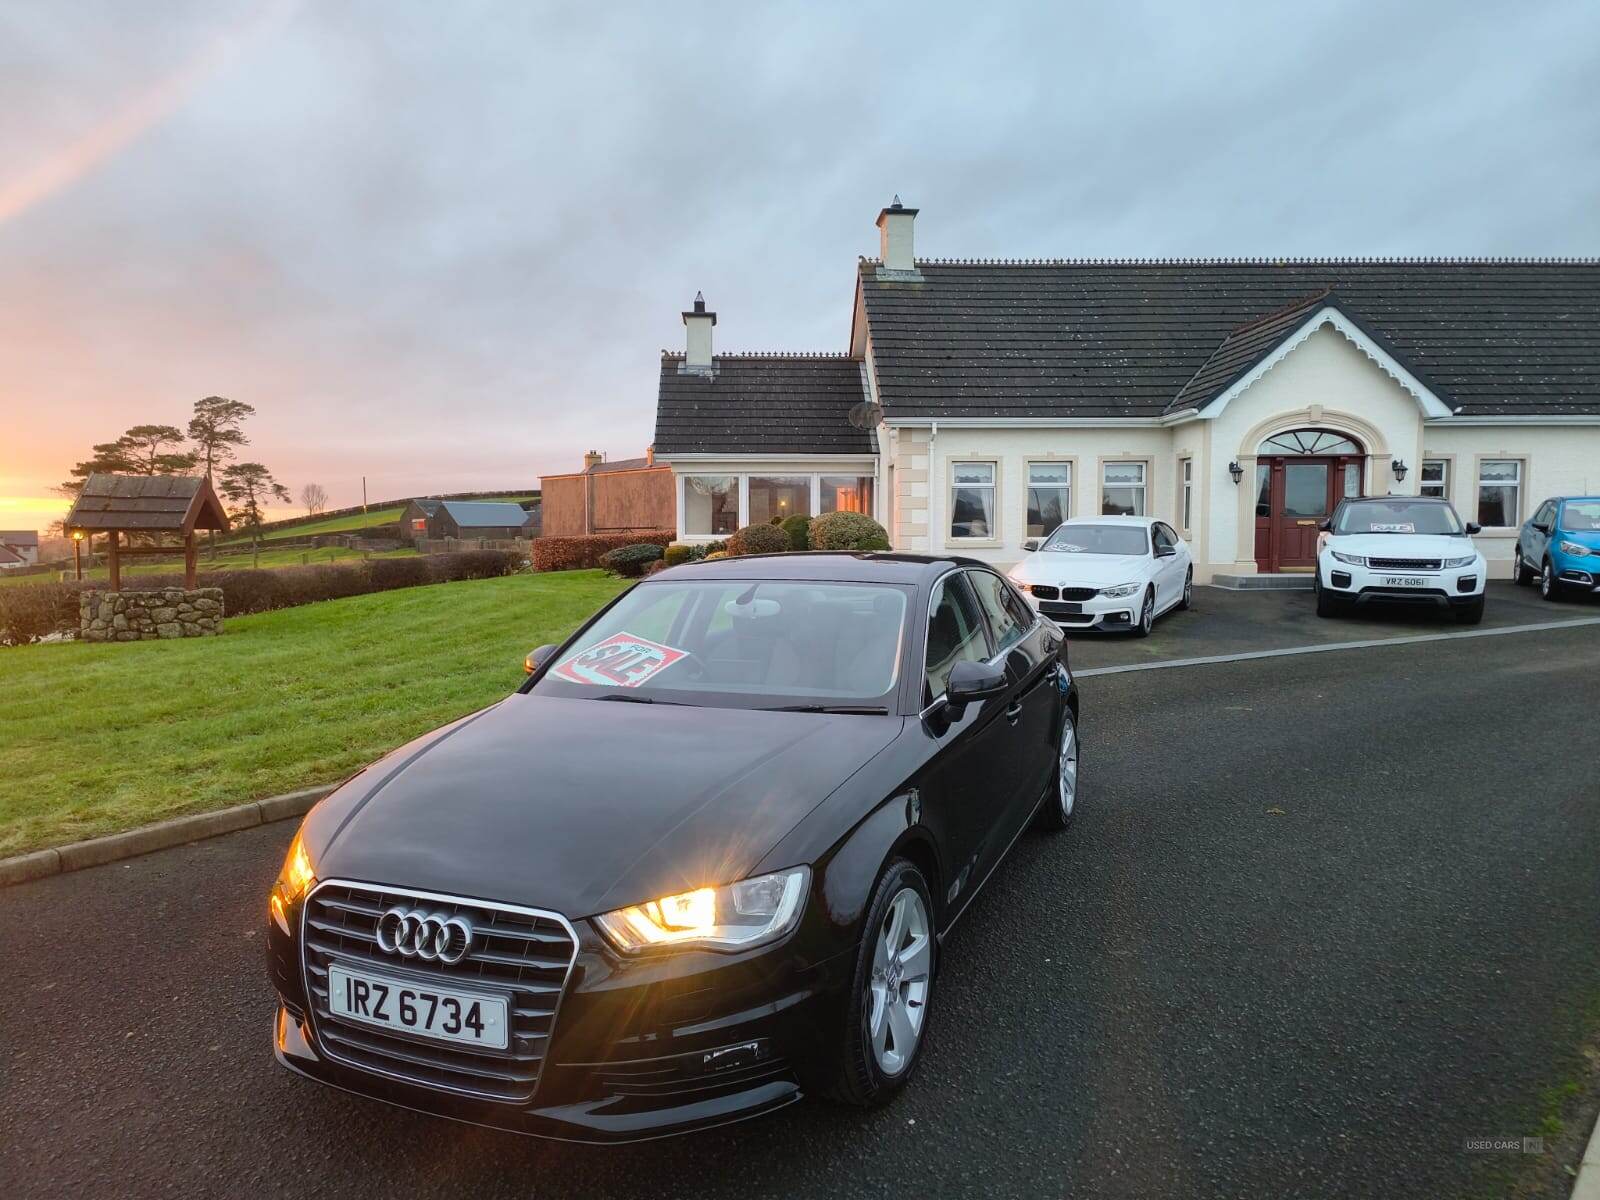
[552,632,688,688]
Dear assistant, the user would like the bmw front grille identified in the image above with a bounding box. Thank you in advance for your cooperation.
[300,881,578,1103]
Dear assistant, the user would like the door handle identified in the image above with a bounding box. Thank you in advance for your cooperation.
[1005,700,1023,723]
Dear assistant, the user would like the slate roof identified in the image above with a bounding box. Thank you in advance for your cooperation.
[0,530,39,547]
[654,354,872,455]
[64,474,229,533]
[859,259,1600,420]
[436,500,530,528]
[407,498,444,517]
[0,544,23,565]
[1165,289,1346,415]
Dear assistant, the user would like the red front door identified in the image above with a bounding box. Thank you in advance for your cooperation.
[1254,456,1363,572]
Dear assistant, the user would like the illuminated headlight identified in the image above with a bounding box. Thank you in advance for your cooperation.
[1098,582,1142,598]
[1559,541,1592,557]
[1331,551,1367,567]
[595,867,809,953]
[1442,555,1476,568]
[269,829,317,930]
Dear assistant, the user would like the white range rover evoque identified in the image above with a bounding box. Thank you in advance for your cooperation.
[1315,496,1486,624]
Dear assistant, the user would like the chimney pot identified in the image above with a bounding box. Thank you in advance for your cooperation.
[583,450,603,471]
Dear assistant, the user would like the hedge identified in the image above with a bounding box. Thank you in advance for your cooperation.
[0,549,526,647]
[809,511,891,552]
[532,530,674,572]
[599,543,666,578]
[780,512,811,551]
[727,523,790,556]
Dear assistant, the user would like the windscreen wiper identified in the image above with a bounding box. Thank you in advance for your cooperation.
[762,704,890,715]
[590,692,685,705]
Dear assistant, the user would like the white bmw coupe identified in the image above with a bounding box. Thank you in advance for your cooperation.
[1007,516,1193,636]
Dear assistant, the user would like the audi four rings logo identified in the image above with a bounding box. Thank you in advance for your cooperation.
[375,907,475,965]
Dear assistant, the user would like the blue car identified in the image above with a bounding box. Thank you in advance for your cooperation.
[1514,496,1600,600]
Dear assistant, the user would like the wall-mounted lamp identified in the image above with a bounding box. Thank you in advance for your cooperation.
[1391,458,1408,482]
[1228,461,1244,485]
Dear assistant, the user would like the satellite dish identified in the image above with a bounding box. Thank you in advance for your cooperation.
[848,400,884,430]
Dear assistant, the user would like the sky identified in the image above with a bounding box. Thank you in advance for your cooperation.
[2,0,1598,534]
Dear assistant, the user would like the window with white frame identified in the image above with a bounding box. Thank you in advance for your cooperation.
[682,476,738,536]
[1420,459,1449,499]
[820,475,875,515]
[1179,459,1193,531]
[1477,459,1522,527]
[950,462,996,539]
[1026,462,1070,537]
[747,476,811,526]
[1101,462,1147,516]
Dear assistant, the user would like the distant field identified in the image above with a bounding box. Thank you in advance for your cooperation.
[0,544,421,585]
[0,569,624,854]
[221,494,540,546]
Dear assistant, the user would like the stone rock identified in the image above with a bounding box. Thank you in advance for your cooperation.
[155,622,182,639]
[112,614,127,630]
[150,607,176,623]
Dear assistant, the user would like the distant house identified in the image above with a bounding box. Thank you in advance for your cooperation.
[539,450,675,538]
[399,498,443,538]
[427,500,532,540]
[0,530,39,567]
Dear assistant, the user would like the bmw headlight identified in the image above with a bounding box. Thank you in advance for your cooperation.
[595,867,809,954]
[1331,551,1367,567]
[1559,540,1592,557]
[1098,582,1142,598]
[269,829,317,930]
[1442,554,1476,568]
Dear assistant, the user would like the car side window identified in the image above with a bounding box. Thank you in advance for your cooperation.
[1537,501,1556,528]
[924,573,991,701]
[1152,523,1175,552]
[966,569,1028,656]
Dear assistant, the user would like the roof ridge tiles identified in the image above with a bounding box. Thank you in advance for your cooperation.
[898,256,1600,267]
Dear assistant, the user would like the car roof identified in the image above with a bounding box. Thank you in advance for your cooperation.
[1341,494,1451,503]
[653,551,979,585]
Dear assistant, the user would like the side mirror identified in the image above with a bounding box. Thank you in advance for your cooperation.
[1533,522,1549,534]
[944,659,1007,712]
[1318,519,1333,532]
[1021,538,1041,553]
[1465,522,1482,536]
[524,644,559,675]
[1155,544,1176,558]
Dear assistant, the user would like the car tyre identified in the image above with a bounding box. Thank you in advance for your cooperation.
[1455,596,1485,625]
[1513,546,1535,586]
[1035,706,1080,832]
[1132,587,1155,637]
[1315,574,1344,618]
[1539,559,1563,602]
[1178,568,1194,611]
[817,859,936,1108]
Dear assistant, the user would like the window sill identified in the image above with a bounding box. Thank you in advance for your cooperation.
[946,537,1002,549]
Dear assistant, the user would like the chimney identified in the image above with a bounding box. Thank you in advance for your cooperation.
[583,450,603,471]
[681,291,716,372]
[645,445,655,466]
[875,195,919,273]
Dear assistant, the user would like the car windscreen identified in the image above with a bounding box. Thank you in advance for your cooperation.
[1334,500,1464,535]
[1041,525,1149,555]
[1560,501,1600,532]
[531,579,909,709]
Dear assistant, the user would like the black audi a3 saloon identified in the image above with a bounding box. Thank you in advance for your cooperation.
[267,552,1080,1141]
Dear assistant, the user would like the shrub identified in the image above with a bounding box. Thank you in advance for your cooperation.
[532,530,674,572]
[366,557,434,591]
[704,551,728,560]
[599,543,666,578]
[0,581,81,646]
[688,539,726,561]
[645,559,669,576]
[423,549,523,582]
[727,523,791,557]
[662,543,696,567]
[780,512,811,551]
[809,511,891,552]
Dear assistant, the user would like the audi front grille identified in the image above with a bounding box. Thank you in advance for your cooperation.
[1367,557,1441,571]
[301,881,578,1103]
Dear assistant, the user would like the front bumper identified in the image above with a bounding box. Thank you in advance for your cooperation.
[1551,552,1600,592]
[1319,558,1485,608]
[1023,591,1141,630]
[269,893,850,1142]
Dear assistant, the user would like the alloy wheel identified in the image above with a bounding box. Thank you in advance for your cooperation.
[1141,590,1155,634]
[1183,572,1193,608]
[1541,562,1555,599]
[1059,714,1079,819]
[867,888,931,1077]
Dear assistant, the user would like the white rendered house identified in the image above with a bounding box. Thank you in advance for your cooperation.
[654,202,1600,581]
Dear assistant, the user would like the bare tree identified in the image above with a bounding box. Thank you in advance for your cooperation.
[299,482,328,516]
[220,462,292,567]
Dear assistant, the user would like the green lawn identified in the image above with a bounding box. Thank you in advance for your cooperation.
[0,570,625,855]
[0,544,422,587]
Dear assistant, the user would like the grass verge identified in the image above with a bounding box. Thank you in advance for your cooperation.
[0,570,624,855]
